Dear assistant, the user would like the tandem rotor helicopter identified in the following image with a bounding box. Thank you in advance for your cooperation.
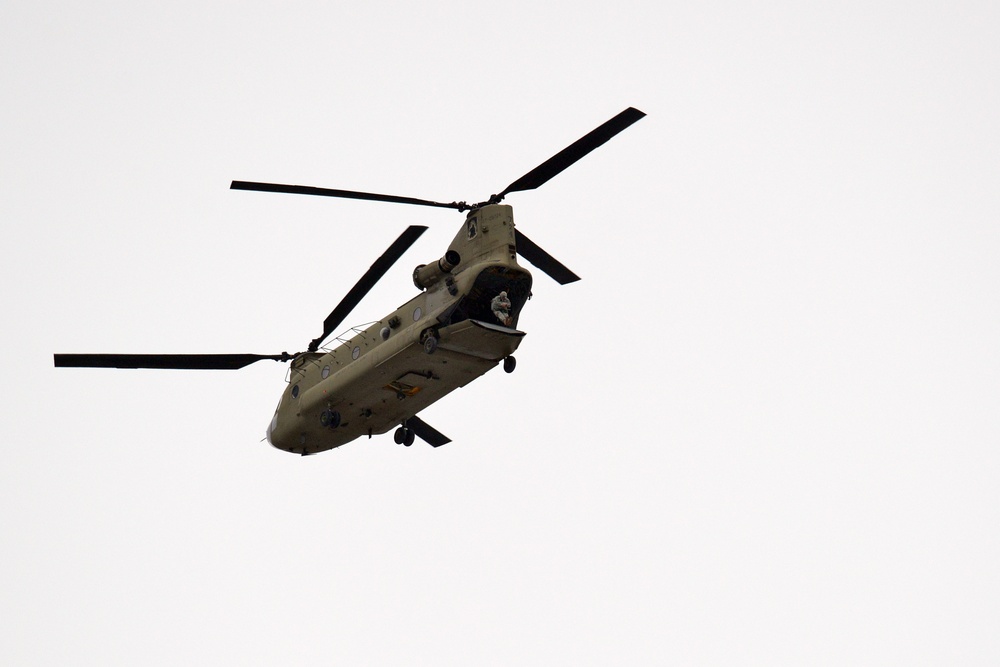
[55,107,645,455]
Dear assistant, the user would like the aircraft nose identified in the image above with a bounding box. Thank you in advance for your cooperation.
[265,409,280,445]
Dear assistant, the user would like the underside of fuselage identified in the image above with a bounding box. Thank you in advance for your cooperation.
[266,318,526,455]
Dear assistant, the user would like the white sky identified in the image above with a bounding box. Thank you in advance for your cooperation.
[3,0,999,664]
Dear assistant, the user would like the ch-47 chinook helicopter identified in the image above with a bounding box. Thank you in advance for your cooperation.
[55,107,645,455]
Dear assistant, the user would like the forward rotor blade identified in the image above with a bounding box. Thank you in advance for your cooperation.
[498,107,646,199]
[514,229,580,285]
[310,225,428,351]
[231,181,466,211]
[54,353,293,370]
[407,415,451,447]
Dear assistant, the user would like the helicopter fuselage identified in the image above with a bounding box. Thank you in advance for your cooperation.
[266,204,531,455]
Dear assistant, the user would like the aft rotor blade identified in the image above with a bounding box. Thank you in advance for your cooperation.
[407,415,451,447]
[498,107,646,199]
[231,181,467,211]
[310,225,428,351]
[514,229,580,285]
[54,353,293,370]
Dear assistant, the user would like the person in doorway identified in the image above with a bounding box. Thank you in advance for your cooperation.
[491,291,512,326]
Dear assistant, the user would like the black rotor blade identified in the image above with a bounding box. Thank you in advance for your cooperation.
[310,225,428,351]
[54,353,293,370]
[406,415,451,447]
[231,181,466,211]
[498,107,646,199]
[514,229,580,285]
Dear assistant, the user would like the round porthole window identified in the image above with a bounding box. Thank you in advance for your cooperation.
[380,327,390,341]
[352,346,361,360]
[291,384,300,398]
[413,306,422,321]
[321,365,330,379]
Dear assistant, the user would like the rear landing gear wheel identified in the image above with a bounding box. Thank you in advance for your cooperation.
[503,356,516,374]
[395,426,416,446]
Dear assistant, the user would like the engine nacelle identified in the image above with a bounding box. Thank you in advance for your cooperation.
[413,250,461,289]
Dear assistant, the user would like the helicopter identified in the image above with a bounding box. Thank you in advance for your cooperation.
[55,107,645,455]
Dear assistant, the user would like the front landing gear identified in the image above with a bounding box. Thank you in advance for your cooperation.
[503,356,516,374]
[394,426,415,447]
[320,410,341,428]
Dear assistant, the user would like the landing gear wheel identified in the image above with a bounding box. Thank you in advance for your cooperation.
[320,410,341,428]
[503,356,516,374]
[394,427,406,444]
[423,335,438,355]
[404,429,415,447]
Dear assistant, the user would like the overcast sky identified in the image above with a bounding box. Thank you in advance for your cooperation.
[3,0,999,664]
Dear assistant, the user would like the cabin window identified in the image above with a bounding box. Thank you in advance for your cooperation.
[291,384,300,399]
[413,306,422,321]
[322,365,330,379]
[352,346,361,360]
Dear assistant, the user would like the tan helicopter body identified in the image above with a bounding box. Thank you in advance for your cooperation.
[269,205,529,454]
[55,108,645,455]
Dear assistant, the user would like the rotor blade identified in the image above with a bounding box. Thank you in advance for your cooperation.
[310,225,428,351]
[407,415,451,447]
[514,229,580,285]
[231,181,467,211]
[54,353,293,370]
[498,107,646,199]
